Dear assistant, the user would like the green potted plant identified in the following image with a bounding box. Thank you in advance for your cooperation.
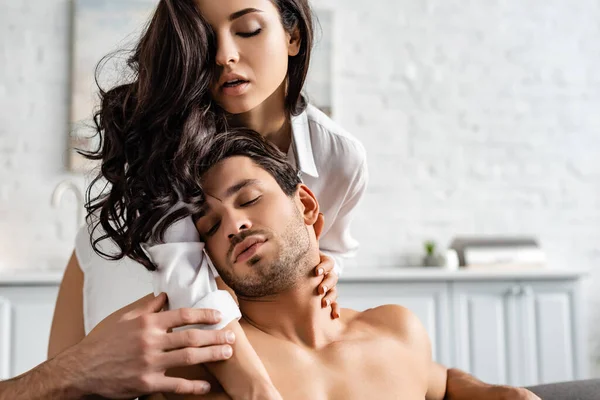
[422,240,443,267]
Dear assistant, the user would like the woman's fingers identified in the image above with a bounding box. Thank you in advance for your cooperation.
[160,345,234,369]
[321,285,338,307]
[314,253,335,276]
[318,270,339,295]
[314,253,340,320]
[321,286,340,319]
[163,328,235,351]
[331,302,341,319]
[152,376,212,396]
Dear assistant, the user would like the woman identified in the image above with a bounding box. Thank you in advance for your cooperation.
[49,0,367,398]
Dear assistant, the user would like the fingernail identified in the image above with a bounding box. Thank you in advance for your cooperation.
[223,345,233,358]
[322,285,328,294]
[213,311,223,321]
[325,299,330,307]
[200,382,211,393]
[317,268,324,276]
[225,331,235,344]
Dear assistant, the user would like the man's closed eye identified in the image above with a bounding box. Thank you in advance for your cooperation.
[205,221,220,237]
[240,196,261,207]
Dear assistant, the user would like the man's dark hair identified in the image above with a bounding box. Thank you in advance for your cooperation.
[192,128,302,199]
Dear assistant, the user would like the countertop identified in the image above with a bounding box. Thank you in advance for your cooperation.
[0,266,589,285]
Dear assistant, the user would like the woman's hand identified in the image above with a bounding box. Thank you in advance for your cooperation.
[314,253,340,319]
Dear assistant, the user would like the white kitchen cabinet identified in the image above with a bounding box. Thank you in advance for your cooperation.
[0,283,59,379]
[339,281,451,365]
[451,279,585,387]
[519,280,585,385]
[451,281,521,386]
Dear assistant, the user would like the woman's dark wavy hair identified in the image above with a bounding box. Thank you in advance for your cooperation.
[82,0,314,270]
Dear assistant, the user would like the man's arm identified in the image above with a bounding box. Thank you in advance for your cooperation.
[2,294,233,400]
[441,367,540,400]
[44,251,236,398]
[427,363,541,400]
[0,346,87,400]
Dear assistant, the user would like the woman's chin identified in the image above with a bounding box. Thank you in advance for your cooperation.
[217,96,267,116]
[218,100,254,115]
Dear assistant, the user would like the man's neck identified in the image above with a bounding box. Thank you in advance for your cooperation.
[238,273,342,349]
[229,81,291,153]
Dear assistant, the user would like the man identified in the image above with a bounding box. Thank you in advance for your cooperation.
[0,293,234,399]
[153,129,539,399]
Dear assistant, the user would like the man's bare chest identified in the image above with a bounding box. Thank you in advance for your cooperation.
[251,335,428,400]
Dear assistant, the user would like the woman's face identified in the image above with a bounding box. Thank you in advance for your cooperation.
[194,0,300,115]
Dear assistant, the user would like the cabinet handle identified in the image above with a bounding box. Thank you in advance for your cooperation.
[506,286,521,296]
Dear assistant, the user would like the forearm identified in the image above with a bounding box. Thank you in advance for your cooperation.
[203,320,280,400]
[0,348,87,400]
[443,368,493,400]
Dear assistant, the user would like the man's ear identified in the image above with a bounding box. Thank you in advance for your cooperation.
[297,183,319,226]
[313,212,325,240]
[287,24,301,57]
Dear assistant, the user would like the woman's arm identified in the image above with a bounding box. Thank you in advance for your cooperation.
[200,320,281,400]
[171,279,280,400]
[318,157,368,274]
[48,251,86,358]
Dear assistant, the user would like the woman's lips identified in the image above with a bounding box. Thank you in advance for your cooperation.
[221,81,250,97]
[235,240,266,264]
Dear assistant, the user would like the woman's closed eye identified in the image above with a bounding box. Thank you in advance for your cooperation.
[237,28,262,38]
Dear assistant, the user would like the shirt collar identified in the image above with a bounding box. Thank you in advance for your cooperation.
[288,109,319,178]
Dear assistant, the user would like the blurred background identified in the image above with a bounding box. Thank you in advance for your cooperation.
[1,0,599,384]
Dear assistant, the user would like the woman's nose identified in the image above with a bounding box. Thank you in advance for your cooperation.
[215,35,240,67]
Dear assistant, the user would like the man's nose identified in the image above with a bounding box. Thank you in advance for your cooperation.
[223,211,252,240]
[215,35,240,67]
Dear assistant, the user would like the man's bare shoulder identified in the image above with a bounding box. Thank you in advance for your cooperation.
[343,305,432,355]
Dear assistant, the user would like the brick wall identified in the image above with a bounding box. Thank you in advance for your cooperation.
[1,0,599,374]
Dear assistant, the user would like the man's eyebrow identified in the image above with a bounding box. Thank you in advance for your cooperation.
[194,206,210,220]
[229,8,263,21]
[195,179,260,220]
[224,178,260,198]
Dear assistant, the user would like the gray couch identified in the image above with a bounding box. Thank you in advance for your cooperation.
[527,379,600,400]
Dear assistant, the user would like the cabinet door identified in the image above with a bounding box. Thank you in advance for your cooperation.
[451,281,520,386]
[518,280,585,385]
[338,281,451,365]
[0,285,59,378]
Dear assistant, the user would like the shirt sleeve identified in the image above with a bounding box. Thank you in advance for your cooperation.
[143,217,240,331]
[318,154,369,275]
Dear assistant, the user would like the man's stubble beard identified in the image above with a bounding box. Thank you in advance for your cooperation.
[225,207,313,298]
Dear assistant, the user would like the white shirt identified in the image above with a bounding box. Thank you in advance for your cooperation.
[288,104,368,272]
[76,104,368,333]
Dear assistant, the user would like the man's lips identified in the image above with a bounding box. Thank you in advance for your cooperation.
[232,236,267,264]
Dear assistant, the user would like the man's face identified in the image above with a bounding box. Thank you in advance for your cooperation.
[194,156,313,297]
